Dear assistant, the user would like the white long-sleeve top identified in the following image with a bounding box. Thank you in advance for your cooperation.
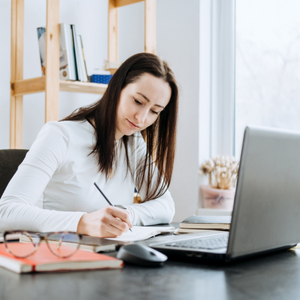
[0,120,175,233]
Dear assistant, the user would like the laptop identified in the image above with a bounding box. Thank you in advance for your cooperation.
[150,126,300,263]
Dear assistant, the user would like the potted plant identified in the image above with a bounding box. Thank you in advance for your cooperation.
[199,156,239,209]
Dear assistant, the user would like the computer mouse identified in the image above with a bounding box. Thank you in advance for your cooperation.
[117,244,168,267]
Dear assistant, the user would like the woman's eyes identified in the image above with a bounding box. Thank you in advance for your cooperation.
[134,99,142,105]
[151,110,159,115]
[134,98,159,115]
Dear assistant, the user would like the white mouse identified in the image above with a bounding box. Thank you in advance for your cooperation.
[117,244,168,267]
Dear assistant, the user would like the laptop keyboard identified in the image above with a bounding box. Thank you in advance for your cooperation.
[165,235,229,250]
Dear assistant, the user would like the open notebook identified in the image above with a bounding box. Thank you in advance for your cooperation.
[106,226,175,242]
[3,226,175,252]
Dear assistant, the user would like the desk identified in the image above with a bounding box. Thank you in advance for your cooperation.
[0,235,300,299]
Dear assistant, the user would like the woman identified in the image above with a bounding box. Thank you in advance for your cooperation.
[0,53,178,238]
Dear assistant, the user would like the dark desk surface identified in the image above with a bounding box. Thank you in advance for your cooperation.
[1,232,300,300]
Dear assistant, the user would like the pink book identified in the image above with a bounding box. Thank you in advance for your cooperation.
[0,243,123,273]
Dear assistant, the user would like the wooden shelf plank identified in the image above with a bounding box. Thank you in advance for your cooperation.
[12,77,108,96]
[59,80,108,94]
[13,77,45,96]
[144,0,156,54]
[116,0,143,8]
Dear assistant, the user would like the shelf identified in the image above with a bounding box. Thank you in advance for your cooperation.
[12,76,108,96]
[60,80,108,94]
[116,0,144,8]
[10,0,155,148]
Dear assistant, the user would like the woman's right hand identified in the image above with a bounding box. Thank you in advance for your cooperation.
[77,206,132,238]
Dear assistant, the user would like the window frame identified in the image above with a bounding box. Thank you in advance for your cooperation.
[199,0,236,168]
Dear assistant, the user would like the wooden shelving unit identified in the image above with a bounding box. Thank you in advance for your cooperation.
[12,77,108,96]
[10,0,156,149]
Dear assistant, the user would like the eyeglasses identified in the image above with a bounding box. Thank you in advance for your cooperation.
[3,230,82,259]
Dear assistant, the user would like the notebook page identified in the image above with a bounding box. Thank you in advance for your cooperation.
[106,226,175,242]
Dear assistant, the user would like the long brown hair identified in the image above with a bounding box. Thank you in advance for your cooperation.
[62,53,178,202]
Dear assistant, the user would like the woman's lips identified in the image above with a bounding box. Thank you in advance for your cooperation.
[127,119,140,129]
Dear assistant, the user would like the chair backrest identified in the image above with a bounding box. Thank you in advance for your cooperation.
[0,149,28,198]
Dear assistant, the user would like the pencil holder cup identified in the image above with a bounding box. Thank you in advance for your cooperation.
[200,185,235,210]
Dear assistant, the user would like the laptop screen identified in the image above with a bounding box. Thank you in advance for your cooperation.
[227,126,300,258]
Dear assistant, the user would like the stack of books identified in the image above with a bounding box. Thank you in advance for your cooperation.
[37,23,89,82]
[176,215,231,234]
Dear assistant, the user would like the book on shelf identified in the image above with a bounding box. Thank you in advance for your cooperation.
[59,23,77,80]
[70,24,81,81]
[20,233,121,253]
[37,27,47,76]
[0,243,123,274]
[179,215,231,231]
[70,25,89,82]
[76,35,88,82]
[79,35,89,81]
[37,24,88,81]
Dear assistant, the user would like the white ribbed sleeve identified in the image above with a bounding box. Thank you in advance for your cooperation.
[0,121,175,233]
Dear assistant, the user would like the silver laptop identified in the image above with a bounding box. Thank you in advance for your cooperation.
[151,126,300,262]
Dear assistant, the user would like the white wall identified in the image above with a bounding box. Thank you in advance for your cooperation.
[158,0,200,221]
[119,0,201,221]
[0,0,201,222]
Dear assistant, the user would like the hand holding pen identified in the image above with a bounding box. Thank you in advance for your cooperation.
[77,184,132,237]
[94,182,133,232]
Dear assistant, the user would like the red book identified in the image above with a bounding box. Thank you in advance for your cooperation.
[0,243,123,273]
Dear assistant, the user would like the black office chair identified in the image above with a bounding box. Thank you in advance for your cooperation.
[0,149,28,198]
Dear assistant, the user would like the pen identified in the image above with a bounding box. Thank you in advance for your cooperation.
[94,182,132,232]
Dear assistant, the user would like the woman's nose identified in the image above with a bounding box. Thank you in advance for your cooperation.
[135,109,147,124]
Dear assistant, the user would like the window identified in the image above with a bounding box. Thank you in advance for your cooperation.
[199,0,235,166]
[235,0,300,156]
